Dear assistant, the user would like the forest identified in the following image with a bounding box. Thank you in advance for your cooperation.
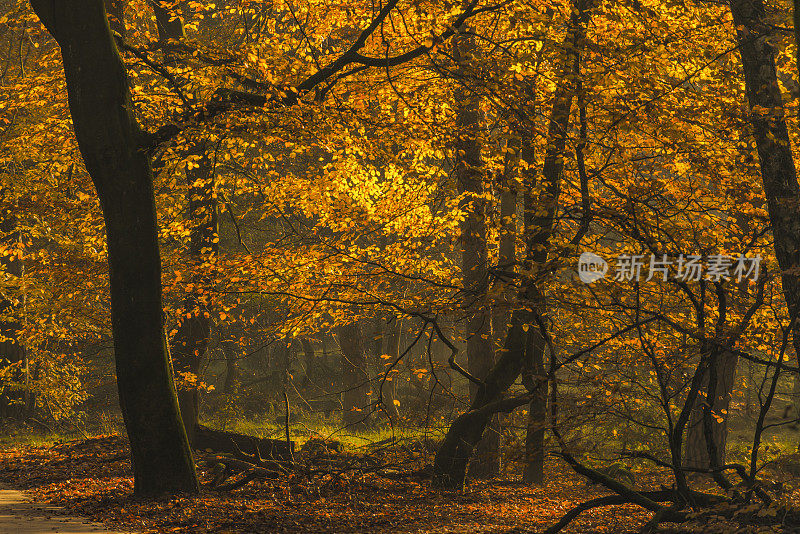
[1,0,800,532]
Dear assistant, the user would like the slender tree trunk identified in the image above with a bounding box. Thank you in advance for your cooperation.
[299,337,315,384]
[171,144,217,446]
[382,318,402,422]
[148,1,217,446]
[337,321,370,428]
[29,0,198,495]
[491,155,518,349]
[521,0,591,484]
[433,0,592,488]
[454,23,501,479]
[0,194,24,419]
[730,0,800,449]
[220,339,239,395]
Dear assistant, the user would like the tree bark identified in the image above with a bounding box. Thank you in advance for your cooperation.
[299,337,315,384]
[148,1,218,447]
[382,318,402,422]
[29,0,198,495]
[454,23,501,479]
[337,321,370,428]
[520,0,590,484]
[491,156,518,349]
[433,0,592,488]
[171,144,217,447]
[220,339,239,395]
[730,0,800,446]
[684,350,738,469]
[432,317,529,488]
[0,194,25,419]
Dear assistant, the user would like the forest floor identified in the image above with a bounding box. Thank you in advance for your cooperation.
[0,435,798,534]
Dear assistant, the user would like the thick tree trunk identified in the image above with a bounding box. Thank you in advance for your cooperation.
[432,317,530,488]
[29,0,198,495]
[454,24,501,479]
[337,321,370,428]
[684,351,738,469]
[730,0,800,448]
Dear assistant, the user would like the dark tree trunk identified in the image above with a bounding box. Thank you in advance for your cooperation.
[149,2,218,447]
[730,0,800,446]
[454,24,500,479]
[195,423,294,460]
[299,337,315,384]
[491,156,518,349]
[521,0,591,485]
[0,195,25,419]
[171,144,217,447]
[220,339,239,395]
[29,0,198,495]
[432,318,529,489]
[684,350,738,469]
[337,321,370,428]
[150,0,185,42]
[382,318,401,421]
[372,317,384,362]
[433,0,592,489]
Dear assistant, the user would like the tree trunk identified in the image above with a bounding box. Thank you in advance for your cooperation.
[491,156,518,349]
[149,2,218,447]
[299,337,315,384]
[684,350,738,469]
[382,318,402,422]
[220,339,239,395]
[730,0,800,449]
[170,144,217,446]
[520,0,590,484]
[337,321,370,428]
[433,0,592,489]
[454,24,500,480]
[432,317,530,489]
[0,195,24,419]
[29,0,198,495]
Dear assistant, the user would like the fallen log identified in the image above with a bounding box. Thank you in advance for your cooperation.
[194,424,294,461]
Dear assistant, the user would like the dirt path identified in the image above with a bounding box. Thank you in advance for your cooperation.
[0,485,129,533]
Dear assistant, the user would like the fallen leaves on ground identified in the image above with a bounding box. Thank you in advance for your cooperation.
[0,435,798,533]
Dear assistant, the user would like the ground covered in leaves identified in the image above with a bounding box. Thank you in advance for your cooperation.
[0,435,798,533]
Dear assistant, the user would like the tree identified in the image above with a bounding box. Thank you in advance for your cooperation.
[28,0,198,495]
[730,0,800,447]
[0,191,25,418]
[337,320,370,428]
[453,23,501,478]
